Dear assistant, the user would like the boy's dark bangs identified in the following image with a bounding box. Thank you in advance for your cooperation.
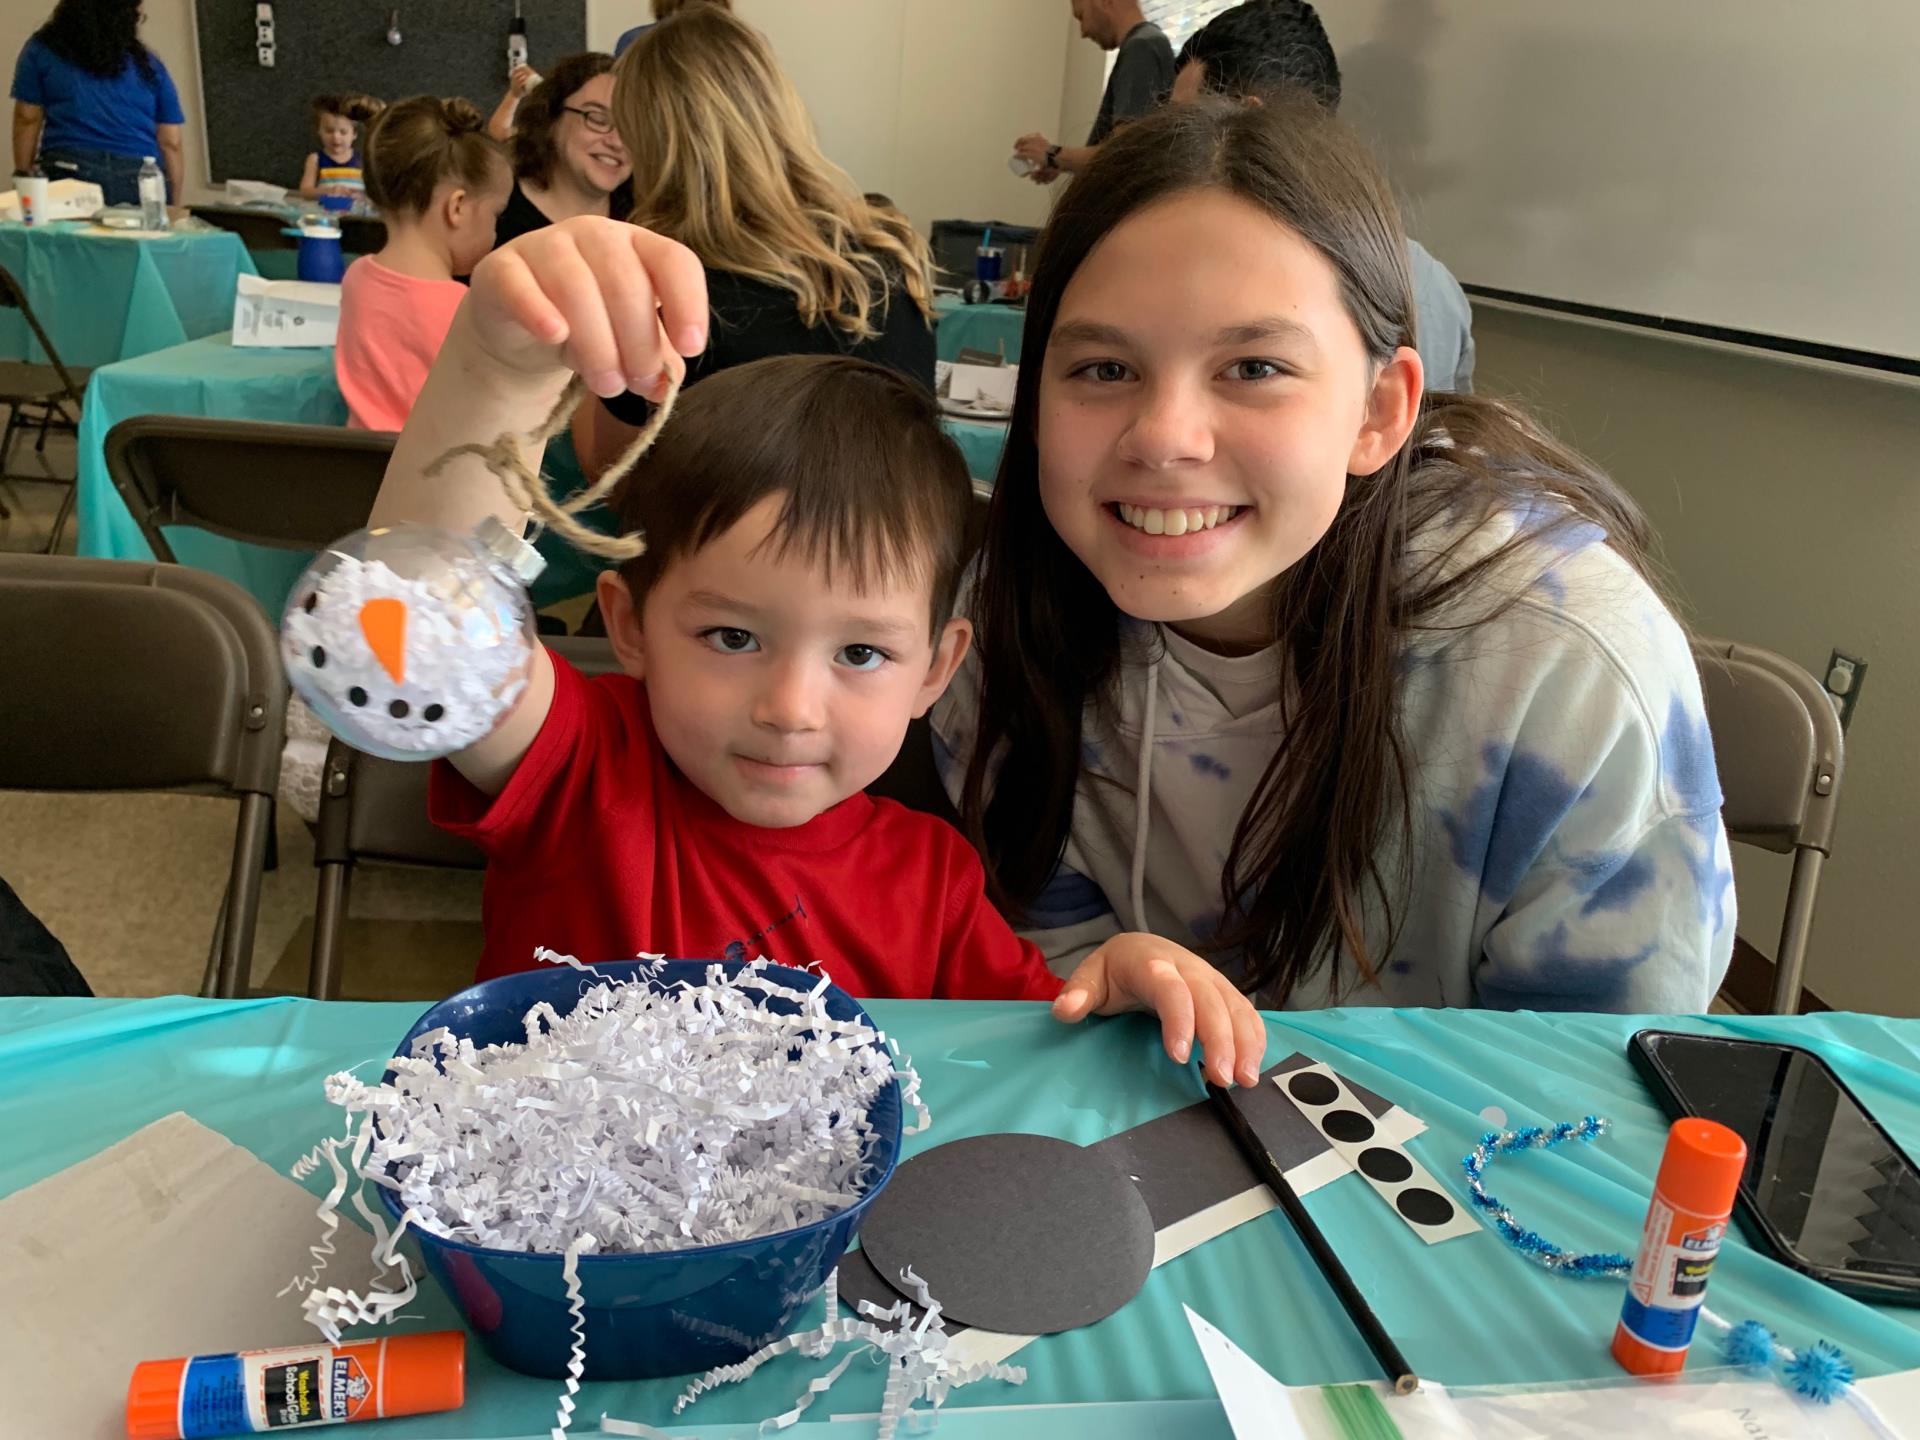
[617,355,972,621]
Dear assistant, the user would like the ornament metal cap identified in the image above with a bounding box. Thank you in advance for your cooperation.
[474,513,547,585]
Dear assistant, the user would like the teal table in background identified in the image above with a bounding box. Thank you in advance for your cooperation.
[935,293,1026,363]
[4,999,1918,1437]
[946,413,1008,483]
[0,221,255,367]
[75,332,1009,614]
[73,332,344,616]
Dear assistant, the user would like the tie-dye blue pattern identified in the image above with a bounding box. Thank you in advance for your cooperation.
[928,502,1738,1012]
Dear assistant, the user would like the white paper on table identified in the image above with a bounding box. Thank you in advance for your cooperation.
[232,271,341,347]
[947,362,1017,411]
[1186,1305,1313,1439]
[226,178,290,206]
[0,1112,382,1440]
[1186,1304,1912,1440]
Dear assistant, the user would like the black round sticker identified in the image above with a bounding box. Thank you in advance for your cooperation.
[1357,1146,1414,1184]
[1395,1187,1458,1226]
[1321,1108,1376,1144]
[1287,1072,1340,1106]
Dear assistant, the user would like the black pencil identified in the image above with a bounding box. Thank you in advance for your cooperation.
[1206,1080,1419,1396]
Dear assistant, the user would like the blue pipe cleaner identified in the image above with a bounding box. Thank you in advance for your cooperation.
[1459,1115,1633,1276]
[1461,1114,1856,1404]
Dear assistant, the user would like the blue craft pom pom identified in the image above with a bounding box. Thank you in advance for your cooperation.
[1724,1319,1777,1369]
[1784,1340,1853,1404]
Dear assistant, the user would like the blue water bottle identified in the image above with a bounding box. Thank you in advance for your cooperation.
[293,223,346,283]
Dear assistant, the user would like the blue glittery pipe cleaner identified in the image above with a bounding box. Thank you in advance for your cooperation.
[1462,1116,1855,1403]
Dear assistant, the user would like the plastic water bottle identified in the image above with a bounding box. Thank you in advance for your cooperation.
[137,156,168,230]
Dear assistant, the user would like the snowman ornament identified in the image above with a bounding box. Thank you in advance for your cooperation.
[281,518,543,762]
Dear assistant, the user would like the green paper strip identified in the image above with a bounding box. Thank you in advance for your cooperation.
[1321,1382,1406,1440]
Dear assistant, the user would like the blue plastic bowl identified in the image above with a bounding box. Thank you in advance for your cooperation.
[375,959,902,1380]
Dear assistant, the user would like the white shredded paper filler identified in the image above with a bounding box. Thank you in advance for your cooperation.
[281,548,530,756]
[284,951,928,1439]
[642,1263,1026,1439]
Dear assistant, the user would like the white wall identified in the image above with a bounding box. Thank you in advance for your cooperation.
[592,1,1094,234]
[1475,311,1920,1016]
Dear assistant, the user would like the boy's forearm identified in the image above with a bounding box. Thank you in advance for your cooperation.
[370,304,574,536]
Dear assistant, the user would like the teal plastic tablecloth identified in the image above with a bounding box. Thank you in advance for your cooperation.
[935,294,1026,363]
[5,999,1918,1436]
[73,331,345,617]
[946,414,1007,483]
[0,221,255,368]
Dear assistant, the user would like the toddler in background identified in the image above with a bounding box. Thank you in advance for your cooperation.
[297,93,383,212]
[334,96,510,431]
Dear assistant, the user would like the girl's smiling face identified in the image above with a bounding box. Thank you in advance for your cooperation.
[1037,186,1421,652]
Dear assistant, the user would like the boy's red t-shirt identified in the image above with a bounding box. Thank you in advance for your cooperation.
[429,654,1062,1002]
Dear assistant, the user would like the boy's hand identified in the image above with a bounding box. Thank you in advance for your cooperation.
[464,216,709,401]
[1054,932,1267,1088]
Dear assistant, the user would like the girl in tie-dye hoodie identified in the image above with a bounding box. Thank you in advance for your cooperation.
[933,94,1733,1021]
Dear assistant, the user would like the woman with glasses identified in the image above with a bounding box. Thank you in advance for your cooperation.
[492,52,633,248]
[573,4,936,478]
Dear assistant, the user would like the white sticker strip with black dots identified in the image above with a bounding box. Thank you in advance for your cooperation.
[1276,1062,1482,1245]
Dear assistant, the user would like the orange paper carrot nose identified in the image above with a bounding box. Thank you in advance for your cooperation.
[359,597,408,684]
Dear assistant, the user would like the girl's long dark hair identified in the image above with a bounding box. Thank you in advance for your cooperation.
[959,93,1662,1002]
[37,0,153,80]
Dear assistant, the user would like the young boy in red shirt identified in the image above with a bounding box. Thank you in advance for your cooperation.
[369,218,1266,1087]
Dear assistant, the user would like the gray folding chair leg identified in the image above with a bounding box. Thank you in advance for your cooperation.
[309,860,352,1001]
[200,889,226,998]
[1770,847,1826,1016]
[212,792,273,997]
[43,483,76,554]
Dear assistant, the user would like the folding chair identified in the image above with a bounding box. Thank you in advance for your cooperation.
[0,555,286,997]
[0,263,88,552]
[104,414,395,560]
[1692,636,1844,1014]
[307,636,623,1000]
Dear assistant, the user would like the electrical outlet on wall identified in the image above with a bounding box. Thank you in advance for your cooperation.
[1823,650,1867,731]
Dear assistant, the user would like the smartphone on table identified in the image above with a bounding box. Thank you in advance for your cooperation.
[1629,1029,1920,1304]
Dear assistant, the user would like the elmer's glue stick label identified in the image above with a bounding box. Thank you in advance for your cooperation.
[127,1332,464,1439]
[1612,1118,1746,1378]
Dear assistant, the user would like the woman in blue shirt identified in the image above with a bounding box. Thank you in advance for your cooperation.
[10,0,186,206]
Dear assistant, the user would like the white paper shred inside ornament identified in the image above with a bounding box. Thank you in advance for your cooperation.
[286,952,928,1437]
[282,547,529,756]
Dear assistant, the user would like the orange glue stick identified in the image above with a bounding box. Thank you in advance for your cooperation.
[126,1331,464,1439]
[1612,1118,1748,1377]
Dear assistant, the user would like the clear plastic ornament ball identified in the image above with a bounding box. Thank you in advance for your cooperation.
[281,519,543,762]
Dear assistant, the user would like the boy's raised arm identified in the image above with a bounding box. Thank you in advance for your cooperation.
[367,218,709,793]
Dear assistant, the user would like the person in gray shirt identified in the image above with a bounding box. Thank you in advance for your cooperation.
[1014,0,1174,184]
[1170,0,1477,392]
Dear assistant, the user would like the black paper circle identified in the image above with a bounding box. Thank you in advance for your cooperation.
[1357,1146,1414,1184]
[858,1132,1155,1335]
[1396,1187,1458,1226]
[1321,1108,1377,1144]
[1287,1071,1340,1106]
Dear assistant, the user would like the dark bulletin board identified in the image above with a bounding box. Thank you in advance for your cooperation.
[193,0,587,187]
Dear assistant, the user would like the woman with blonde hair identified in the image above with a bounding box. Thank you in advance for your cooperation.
[576,3,936,475]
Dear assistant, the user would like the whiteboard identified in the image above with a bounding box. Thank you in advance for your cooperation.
[1326,0,1920,363]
